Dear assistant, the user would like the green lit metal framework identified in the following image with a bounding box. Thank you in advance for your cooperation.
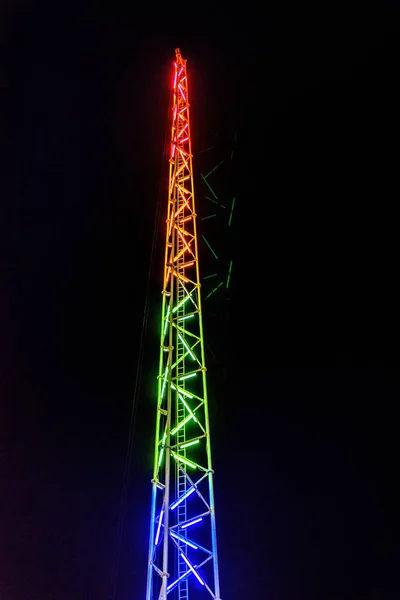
[200,132,237,301]
[145,49,221,600]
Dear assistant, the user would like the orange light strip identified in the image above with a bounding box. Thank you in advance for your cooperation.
[177,185,190,198]
[168,211,174,237]
[178,149,189,168]
[172,270,190,283]
[176,161,189,178]
[175,198,191,218]
[177,146,189,158]
[173,246,189,263]
[177,123,188,138]
[177,227,192,238]
[175,226,195,257]
[169,174,176,196]
[181,261,195,269]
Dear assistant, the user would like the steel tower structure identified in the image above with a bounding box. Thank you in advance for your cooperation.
[145,49,221,600]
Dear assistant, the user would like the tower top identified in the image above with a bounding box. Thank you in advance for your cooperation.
[175,47,186,65]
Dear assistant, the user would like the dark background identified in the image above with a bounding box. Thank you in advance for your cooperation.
[1,1,399,599]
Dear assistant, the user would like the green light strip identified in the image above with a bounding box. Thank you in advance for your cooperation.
[206,196,219,205]
[158,433,166,467]
[178,314,194,321]
[178,333,196,360]
[158,447,164,468]
[171,451,197,469]
[171,414,193,436]
[173,294,191,313]
[177,326,200,341]
[203,160,224,180]
[163,305,170,335]
[171,383,193,399]
[178,394,197,422]
[203,273,218,280]
[201,174,218,200]
[201,213,217,221]
[202,235,218,260]
[226,260,233,289]
[180,439,200,449]
[205,280,224,299]
[161,366,168,399]
[179,372,197,381]
[198,145,214,154]
[228,197,236,227]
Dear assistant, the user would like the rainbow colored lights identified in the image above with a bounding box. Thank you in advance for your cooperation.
[145,49,221,600]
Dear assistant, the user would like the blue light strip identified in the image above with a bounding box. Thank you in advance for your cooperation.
[170,531,198,550]
[170,486,196,510]
[181,517,202,529]
[167,571,188,592]
[154,509,164,546]
[180,553,205,586]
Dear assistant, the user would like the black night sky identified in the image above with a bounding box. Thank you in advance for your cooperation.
[1,2,400,599]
